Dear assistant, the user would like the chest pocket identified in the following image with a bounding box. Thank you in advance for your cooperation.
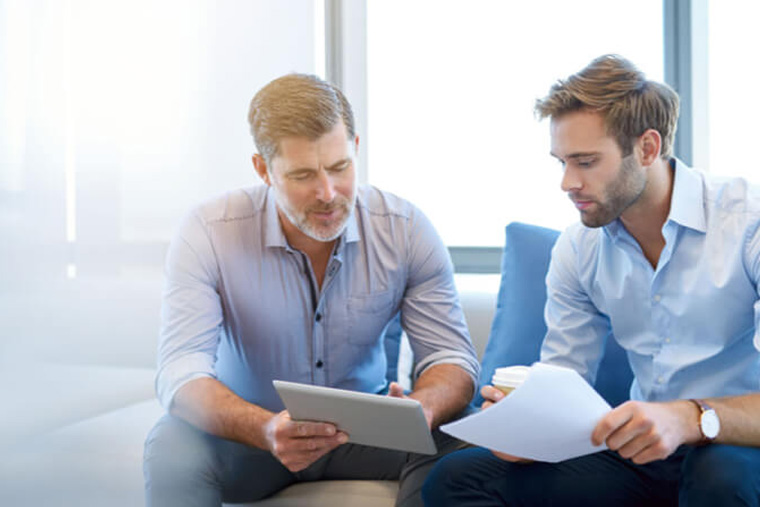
[345,290,397,345]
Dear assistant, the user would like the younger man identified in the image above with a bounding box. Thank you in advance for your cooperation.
[424,55,760,506]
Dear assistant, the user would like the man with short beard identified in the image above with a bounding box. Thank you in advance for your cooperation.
[143,74,479,507]
[423,55,760,506]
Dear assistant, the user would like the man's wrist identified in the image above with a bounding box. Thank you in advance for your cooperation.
[677,399,707,445]
[688,398,720,444]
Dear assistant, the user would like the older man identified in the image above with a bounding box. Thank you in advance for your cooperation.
[144,73,478,507]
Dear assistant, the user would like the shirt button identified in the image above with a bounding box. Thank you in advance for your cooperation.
[657,376,664,384]
[653,294,662,303]
[664,337,671,344]
[316,360,324,368]
[315,313,322,322]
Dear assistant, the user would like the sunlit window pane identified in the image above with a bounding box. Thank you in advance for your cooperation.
[0,0,321,361]
[367,0,663,246]
[707,1,760,182]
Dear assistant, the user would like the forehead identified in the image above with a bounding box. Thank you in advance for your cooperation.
[274,122,352,168]
[550,110,619,158]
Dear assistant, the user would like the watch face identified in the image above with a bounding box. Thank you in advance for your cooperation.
[701,410,720,439]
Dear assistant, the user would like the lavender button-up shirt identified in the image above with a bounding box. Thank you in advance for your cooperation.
[156,184,478,411]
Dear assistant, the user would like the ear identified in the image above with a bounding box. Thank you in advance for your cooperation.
[252,154,272,185]
[353,134,360,153]
[638,129,662,167]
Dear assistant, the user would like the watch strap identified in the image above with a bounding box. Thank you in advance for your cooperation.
[688,398,716,444]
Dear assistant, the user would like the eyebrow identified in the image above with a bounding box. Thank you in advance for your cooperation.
[550,151,600,160]
[289,158,352,174]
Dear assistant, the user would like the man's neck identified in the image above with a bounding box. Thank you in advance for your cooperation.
[278,211,336,288]
[619,157,675,268]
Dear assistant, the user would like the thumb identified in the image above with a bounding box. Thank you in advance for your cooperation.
[387,382,405,398]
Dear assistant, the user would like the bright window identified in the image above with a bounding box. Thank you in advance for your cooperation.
[707,1,760,182]
[0,0,322,362]
[367,0,664,246]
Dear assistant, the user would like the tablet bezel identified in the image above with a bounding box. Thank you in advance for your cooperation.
[273,380,437,455]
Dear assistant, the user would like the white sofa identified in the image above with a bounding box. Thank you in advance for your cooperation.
[0,273,498,506]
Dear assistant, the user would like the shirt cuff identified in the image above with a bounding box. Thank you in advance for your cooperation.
[155,352,217,410]
[413,350,480,394]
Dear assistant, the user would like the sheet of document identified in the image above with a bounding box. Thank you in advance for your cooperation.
[441,363,611,463]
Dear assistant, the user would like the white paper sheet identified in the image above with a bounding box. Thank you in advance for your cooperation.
[441,363,611,462]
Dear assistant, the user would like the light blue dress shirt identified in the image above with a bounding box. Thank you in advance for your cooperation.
[156,185,479,411]
[541,160,760,402]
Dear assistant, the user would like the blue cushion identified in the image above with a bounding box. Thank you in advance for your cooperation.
[477,222,633,407]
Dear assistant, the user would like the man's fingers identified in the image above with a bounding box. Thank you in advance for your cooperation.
[289,433,347,453]
[591,402,635,446]
[491,450,533,463]
[615,429,658,460]
[285,420,338,439]
[480,385,505,403]
[282,448,330,472]
[275,432,349,471]
[268,411,348,472]
[605,415,652,452]
[628,439,671,465]
[387,382,405,398]
[285,435,347,472]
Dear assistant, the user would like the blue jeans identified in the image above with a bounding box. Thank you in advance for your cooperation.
[422,445,760,506]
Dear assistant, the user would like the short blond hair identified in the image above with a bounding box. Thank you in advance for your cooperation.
[248,73,355,165]
[535,55,680,158]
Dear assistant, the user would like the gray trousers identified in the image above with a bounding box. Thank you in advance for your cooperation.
[143,413,468,507]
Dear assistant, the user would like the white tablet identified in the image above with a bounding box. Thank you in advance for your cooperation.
[273,380,437,455]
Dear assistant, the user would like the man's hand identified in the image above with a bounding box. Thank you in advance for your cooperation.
[592,400,699,465]
[387,381,434,428]
[479,384,533,463]
[480,385,506,410]
[263,410,348,472]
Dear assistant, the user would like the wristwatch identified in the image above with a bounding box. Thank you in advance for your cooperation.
[689,398,720,443]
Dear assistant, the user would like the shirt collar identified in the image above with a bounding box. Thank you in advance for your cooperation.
[330,197,361,259]
[263,187,289,249]
[263,186,362,252]
[604,158,706,240]
[666,158,706,233]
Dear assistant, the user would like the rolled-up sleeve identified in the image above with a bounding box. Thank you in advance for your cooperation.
[155,211,223,410]
[400,207,480,388]
[743,216,760,353]
[540,230,610,384]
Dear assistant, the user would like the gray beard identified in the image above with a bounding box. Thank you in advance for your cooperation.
[274,189,355,242]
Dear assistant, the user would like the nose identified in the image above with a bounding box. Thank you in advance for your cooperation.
[560,165,582,193]
[315,169,336,202]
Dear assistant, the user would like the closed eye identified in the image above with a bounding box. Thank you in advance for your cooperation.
[567,154,598,169]
[288,170,315,181]
[327,160,351,173]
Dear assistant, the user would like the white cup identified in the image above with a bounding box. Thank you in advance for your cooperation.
[491,365,531,395]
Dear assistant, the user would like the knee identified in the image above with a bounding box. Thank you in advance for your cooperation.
[422,448,507,506]
[680,445,758,507]
[421,452,463,506]
[143,415,218,489]
[421,453,458,503]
